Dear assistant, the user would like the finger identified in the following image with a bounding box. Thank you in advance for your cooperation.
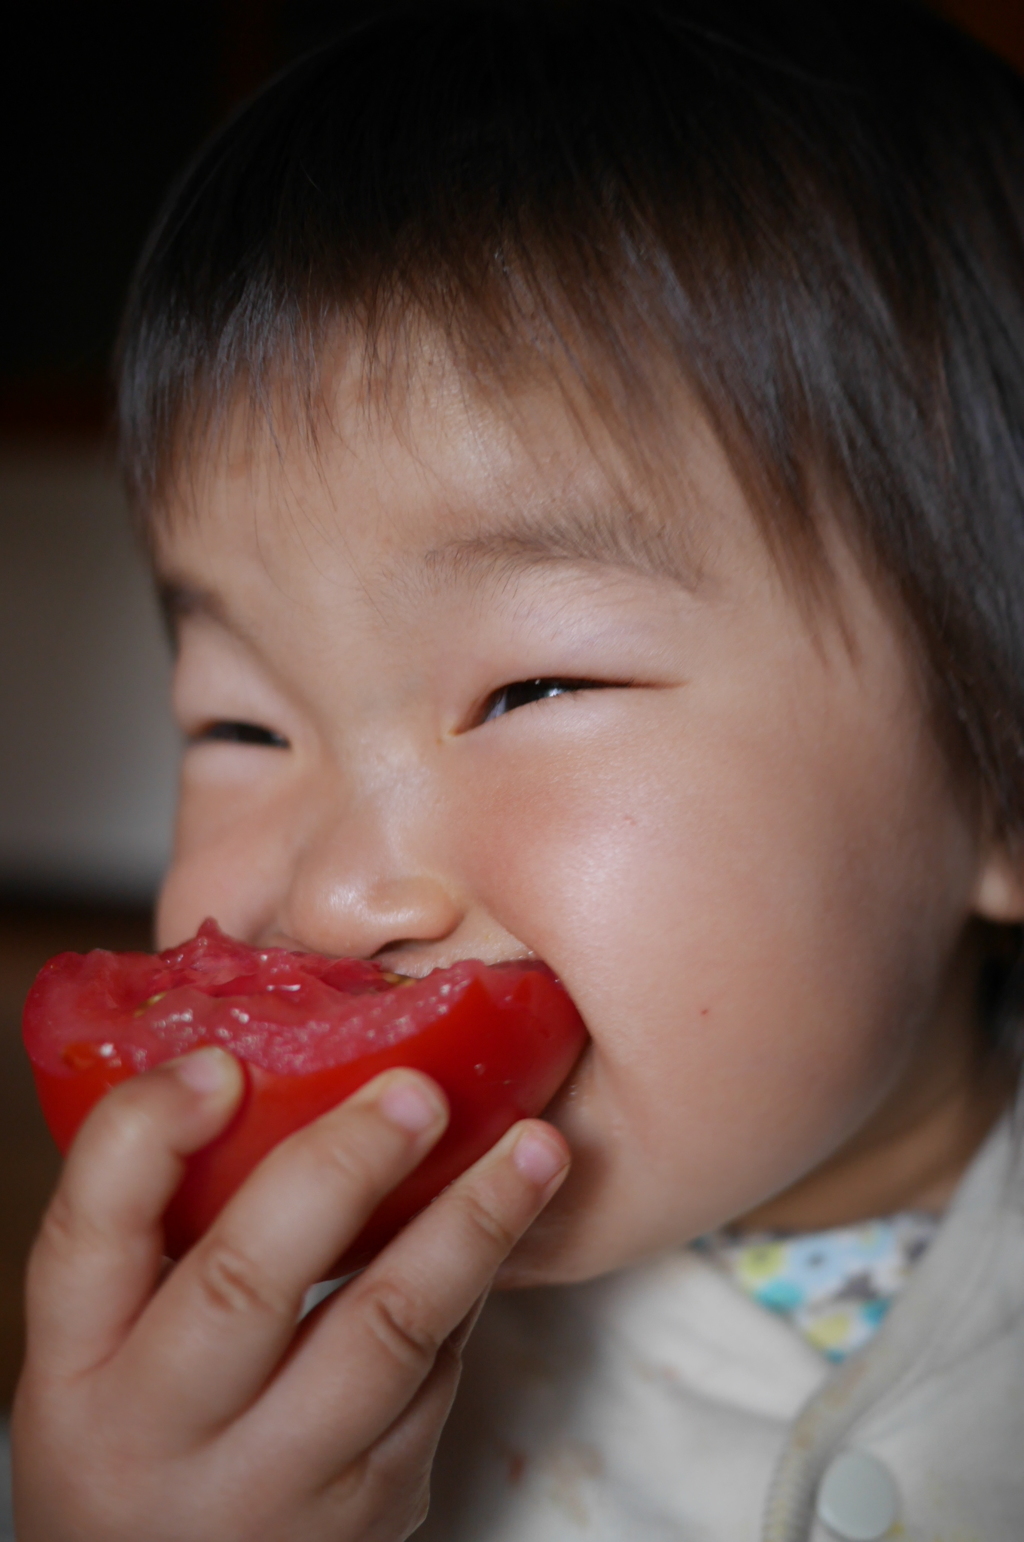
[324,1345,466,1538]
[24,1049,243,1378]
[446,1290,489,1358]
[202,1349,464,1542]
[115,1068,449,1442]
[252,1118,568,1477]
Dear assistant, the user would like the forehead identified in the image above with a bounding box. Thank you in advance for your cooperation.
[153,343,755,615]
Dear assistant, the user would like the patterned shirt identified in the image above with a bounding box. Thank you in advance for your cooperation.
[696,1212,939,1361]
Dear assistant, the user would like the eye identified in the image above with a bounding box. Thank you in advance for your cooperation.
[193,721,290,748]
[481,678,611,722]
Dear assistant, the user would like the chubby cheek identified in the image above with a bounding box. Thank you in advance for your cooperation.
[451,702,966,1281]
[157,764,296,948]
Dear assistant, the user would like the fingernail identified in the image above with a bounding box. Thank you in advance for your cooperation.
[171,1047,235,1096]
[378,1075,445,1134]
[512,1129,569,1188]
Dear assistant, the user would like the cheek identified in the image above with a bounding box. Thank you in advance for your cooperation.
[157,761,297,948]
[460,726,882,1082]
[450,693,970,1257]
[454,698,894,1026]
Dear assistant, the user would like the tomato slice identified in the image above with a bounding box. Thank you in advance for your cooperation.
[22,920,586,1269]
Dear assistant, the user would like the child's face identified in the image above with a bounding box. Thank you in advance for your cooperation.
[155,354,994,1285]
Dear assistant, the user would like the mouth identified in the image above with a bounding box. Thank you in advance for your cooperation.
[376,950,591,1128]
[539,1032,592,1122]
[371,945,539,979]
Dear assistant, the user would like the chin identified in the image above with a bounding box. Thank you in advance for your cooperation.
[506,1053,637,1287]
[492,1168,639,1290]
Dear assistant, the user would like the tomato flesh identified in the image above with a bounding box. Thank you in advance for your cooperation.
[22,920,586,1269]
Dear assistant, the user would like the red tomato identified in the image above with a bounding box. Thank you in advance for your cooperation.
[22,920,586,1269]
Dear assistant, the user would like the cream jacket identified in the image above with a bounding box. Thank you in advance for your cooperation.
[419,1114,1024,1541]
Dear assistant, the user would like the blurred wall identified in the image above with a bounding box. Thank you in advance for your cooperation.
[0,449,177,899]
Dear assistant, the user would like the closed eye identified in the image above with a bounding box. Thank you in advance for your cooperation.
[481,678,615,723]
[192,721,290,747]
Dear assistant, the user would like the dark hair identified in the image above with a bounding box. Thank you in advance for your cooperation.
[118,0,1024,832]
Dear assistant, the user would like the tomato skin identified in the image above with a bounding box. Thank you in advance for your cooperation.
[23,926,586,1271]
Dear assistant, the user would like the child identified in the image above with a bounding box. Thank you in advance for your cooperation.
[12,1,1024,1536]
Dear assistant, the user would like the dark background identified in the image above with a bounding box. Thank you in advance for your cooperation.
[2,2,371,434]
[1,0,1023,1411]
[4,1,1024,431]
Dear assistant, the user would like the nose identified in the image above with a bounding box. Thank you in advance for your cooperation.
[272,800,466,964]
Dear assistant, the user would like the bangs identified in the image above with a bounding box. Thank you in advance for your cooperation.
[116,0,903,521]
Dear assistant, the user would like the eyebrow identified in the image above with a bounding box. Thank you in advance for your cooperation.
[157,579,236,645]
[420,498,702,591]
[155,494,701,643]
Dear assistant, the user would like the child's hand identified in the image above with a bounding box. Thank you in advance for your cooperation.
[11,1048,570,1542]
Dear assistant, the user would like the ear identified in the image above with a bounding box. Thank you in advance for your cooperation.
[973,842,1024,923]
